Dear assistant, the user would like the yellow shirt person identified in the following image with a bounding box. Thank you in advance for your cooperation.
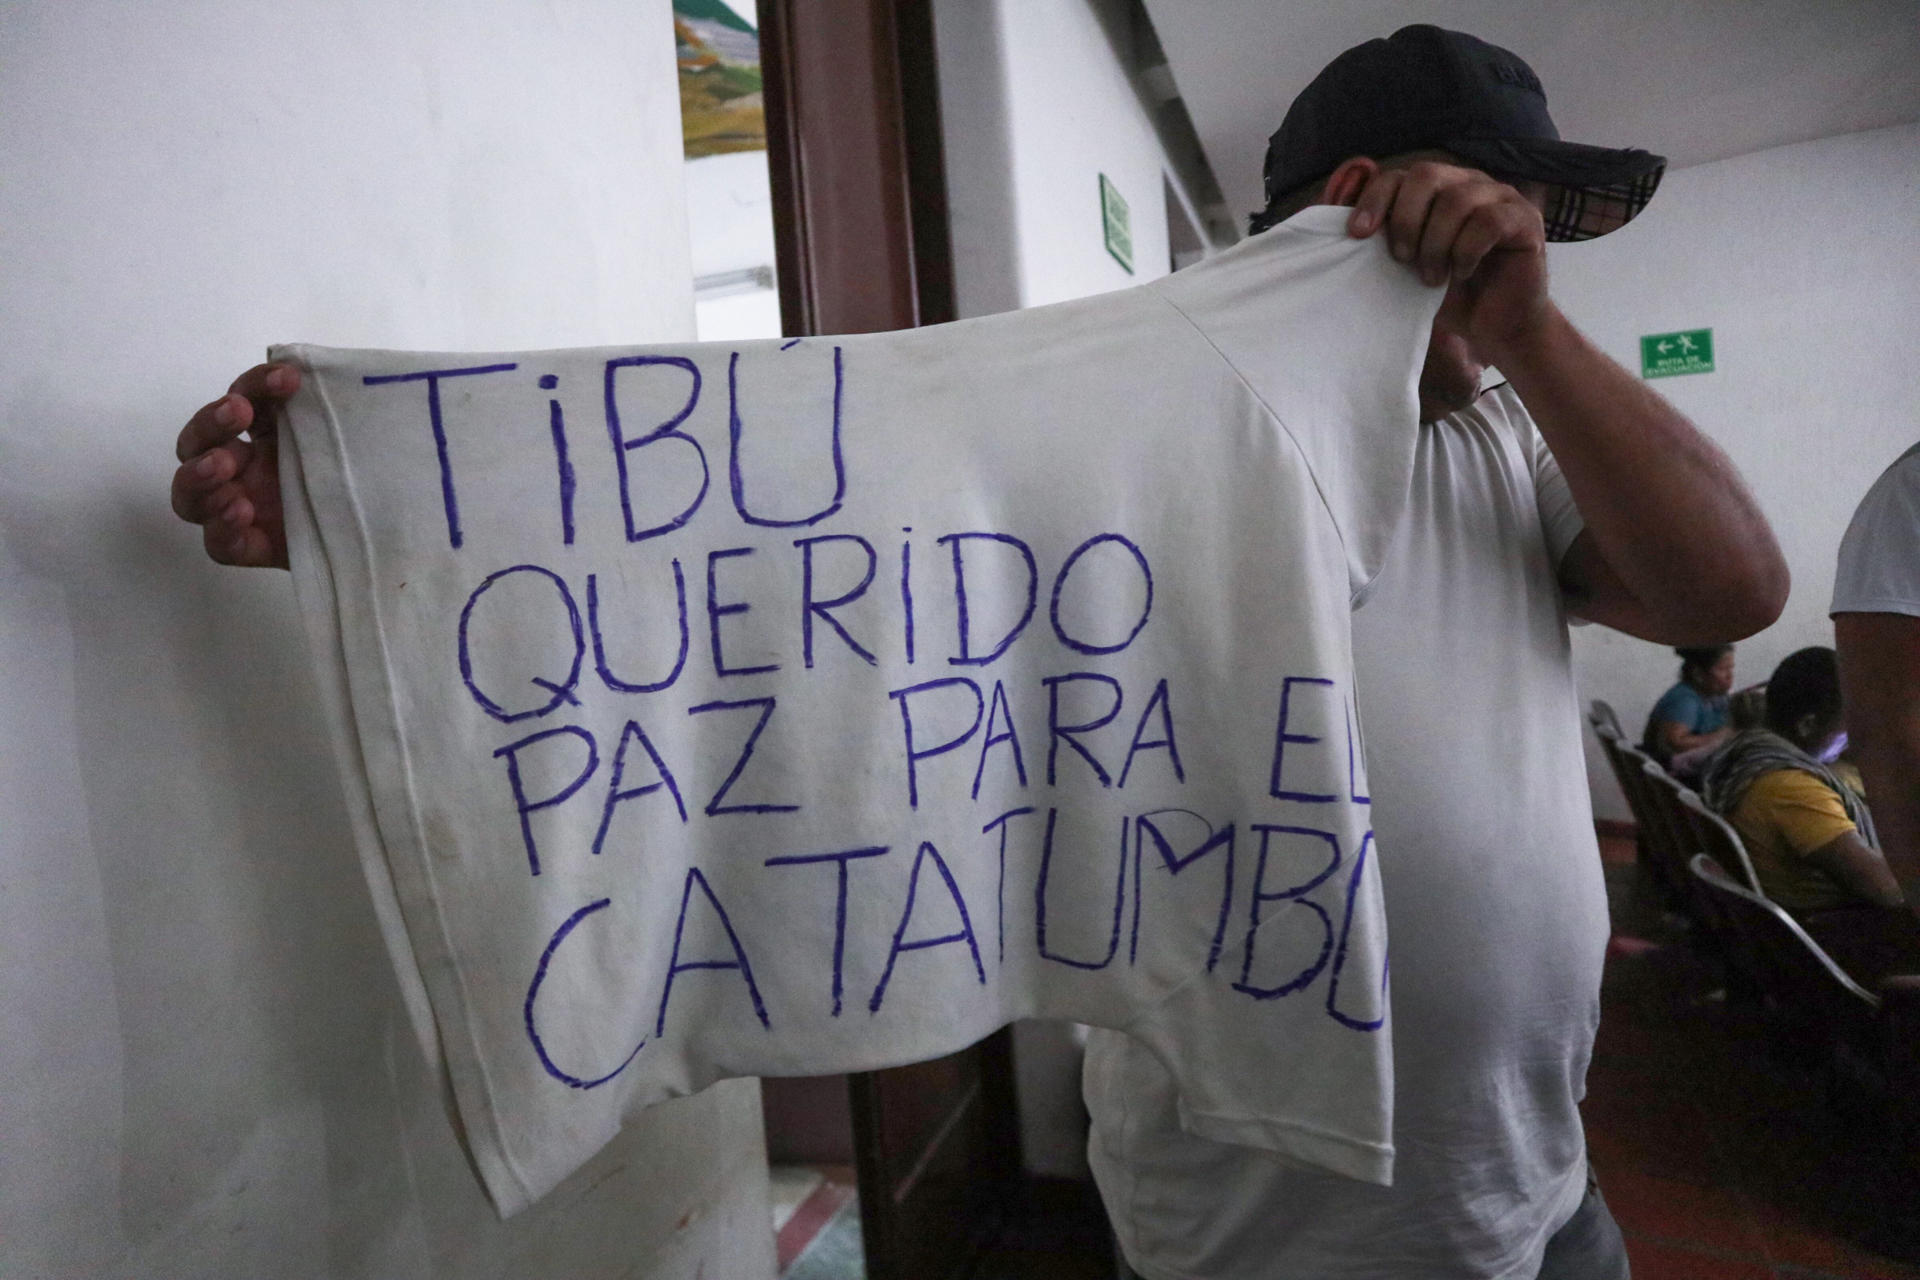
[1730,761,1867,915]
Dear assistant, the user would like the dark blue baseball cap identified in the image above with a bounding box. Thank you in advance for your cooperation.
[1261,25,1665,241]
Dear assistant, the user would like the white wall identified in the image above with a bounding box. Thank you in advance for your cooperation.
[687,151,783,342]
[937,0,1198,319]
[934,0,1208,1179]
[0,4,775,1276]
[1548,122,1920,820]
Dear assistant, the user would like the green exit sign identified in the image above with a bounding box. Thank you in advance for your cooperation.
[1640,328,1714,378]
[1099,173,1133,275]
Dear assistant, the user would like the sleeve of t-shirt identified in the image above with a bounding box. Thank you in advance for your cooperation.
[1522,400,1586,569]
[1833,443,1920,617]
[1149,206,1443,598]
[1745,770,1858,857]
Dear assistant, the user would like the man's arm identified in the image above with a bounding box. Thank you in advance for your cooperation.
[1495,316,1786,643]
[1344,159,1788,643]
[1835,611,1920,913]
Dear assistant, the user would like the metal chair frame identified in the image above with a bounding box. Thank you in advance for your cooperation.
[1688,849,1879,1018]
[1675,787,1763,895]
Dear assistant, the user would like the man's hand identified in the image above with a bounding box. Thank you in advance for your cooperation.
[171,363,297,570]
[1342,159,1550,361]
[1317,152,1787,643]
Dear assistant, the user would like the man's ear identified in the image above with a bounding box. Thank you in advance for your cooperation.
[1796,712,1821,745]
[1322,157,1382,208]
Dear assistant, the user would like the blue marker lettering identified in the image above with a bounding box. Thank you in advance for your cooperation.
[604,355,708,543]
[592,719,688,857]
[1034,808,1127,971]
[888,677,985,809]
[1117,677,1184,787]
[1269,676,1338,804]
[1234,825,1341,1000]
[1049,532,1153,655]
[524,898,647,1088]
[868,841,986,1013]
[763,846,889,1016]
[458,564,585,724]
[493,724,599,876]
[728,347,846,527]
[1043,672,1123,787]
[655,867,770,1034]
[686,697,800,816]
[939,532,1037,666]
[589,564,690,694]
[362,362,518,549]
[796,533,878,668]
[706,546,779,678]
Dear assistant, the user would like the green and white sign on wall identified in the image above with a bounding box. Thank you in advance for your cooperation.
[1100,173,1133,275]
[1640,328,1714,379]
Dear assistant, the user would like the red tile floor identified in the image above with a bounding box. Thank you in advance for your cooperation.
[1589,830,1920,1279]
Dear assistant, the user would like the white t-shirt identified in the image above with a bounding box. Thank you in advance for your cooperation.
[1088,384,1608,1279]
[1832,442,1920,617]
[275,206,1441,1216]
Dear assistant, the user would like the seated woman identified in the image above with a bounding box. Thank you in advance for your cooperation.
[1703,646,1920,986]
[1642,644,1735,769]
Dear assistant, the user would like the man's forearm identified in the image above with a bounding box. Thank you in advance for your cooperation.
[1490,306,1788,642]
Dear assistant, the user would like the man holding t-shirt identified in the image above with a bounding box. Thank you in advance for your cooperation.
[1083,27,1785,1279]
[171,24,1787,1280]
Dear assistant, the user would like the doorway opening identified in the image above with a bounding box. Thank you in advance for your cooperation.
[672,3,1024,1276]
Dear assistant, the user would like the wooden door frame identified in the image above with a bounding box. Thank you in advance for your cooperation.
[755,2,1023,1275]
[760,0,954,335]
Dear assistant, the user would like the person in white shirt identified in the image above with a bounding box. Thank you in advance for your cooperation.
[169,23,1788,1279]
[1834,443,1920,926]
[1084,25,1786,1279]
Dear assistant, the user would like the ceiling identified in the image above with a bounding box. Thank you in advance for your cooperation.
[1139,0,1920,224]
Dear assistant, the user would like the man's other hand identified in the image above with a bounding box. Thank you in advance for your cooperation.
[171,363,296,570]
[1338,158,1551,363]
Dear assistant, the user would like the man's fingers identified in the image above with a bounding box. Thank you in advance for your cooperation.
[1443,216,1505,284]
[227,361,299,401]
[1382,169,1443,272]
[1415,185,1478,286]
[203,510,282,569]
[1420,184,1507,285]
[175,363,299,463]
[169,440,259,519]
[1402,177,1545,287]
[203,518,267,568]
[1348,168,1403,239]
[198,492,282,569]
[211,491,256,533]
[176,393,251,463]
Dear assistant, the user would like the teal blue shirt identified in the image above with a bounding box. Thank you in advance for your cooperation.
[1642,682,1728,759]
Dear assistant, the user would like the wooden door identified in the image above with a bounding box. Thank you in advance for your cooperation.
[757,1,1025,1275]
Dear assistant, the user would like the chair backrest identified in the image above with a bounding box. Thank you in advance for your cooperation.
[1640,761,1713,921]
[1589,698,1625,740]
[1593,736,1677,900]
[1591,723,1645,820]
[1677,788,1763,895]
[1597,730,1654,828]
[1688,853,1880,1020]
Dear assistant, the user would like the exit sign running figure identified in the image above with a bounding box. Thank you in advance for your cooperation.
[1640,328,1714,378]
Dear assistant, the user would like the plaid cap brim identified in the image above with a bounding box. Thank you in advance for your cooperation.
[1541,169,1664,241]
[1447,135,1667,241]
